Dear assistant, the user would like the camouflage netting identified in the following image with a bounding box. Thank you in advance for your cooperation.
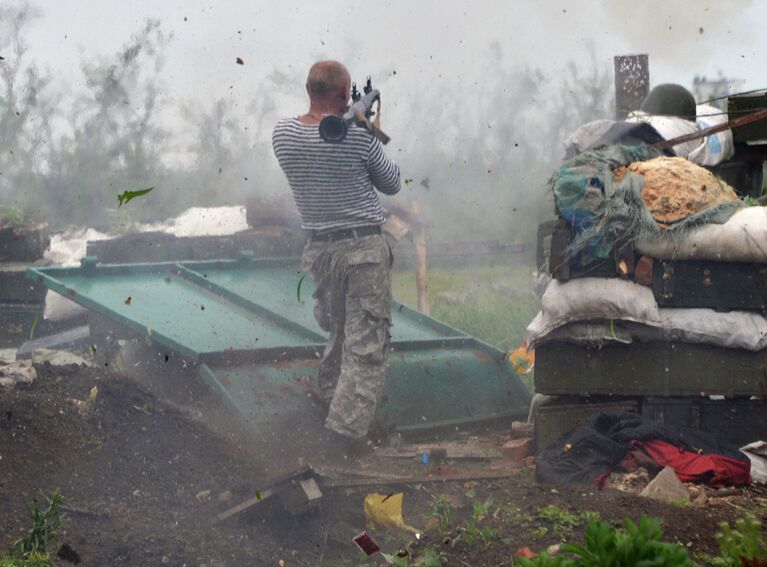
[551,145,744,262]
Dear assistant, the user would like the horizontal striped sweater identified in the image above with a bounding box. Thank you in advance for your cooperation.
[272,118,400,231]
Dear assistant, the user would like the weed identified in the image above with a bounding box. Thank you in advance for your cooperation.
[667,497,690,508]
[580,511,600,525]
[460,497,498,547]
[462,523,497,547]
[1,490,64,567]
[532,526,549,538]
[537,505,583,539]
[429,494,454,532]
[501,503,532,526]
[471,497,495,523]
[703,515,767,567]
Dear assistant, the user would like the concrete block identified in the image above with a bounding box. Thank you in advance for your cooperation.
[639,467,689,502]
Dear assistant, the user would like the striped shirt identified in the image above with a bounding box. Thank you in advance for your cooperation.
[272,118,400,231]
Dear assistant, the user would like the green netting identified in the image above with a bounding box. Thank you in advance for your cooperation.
[551,144,744,262]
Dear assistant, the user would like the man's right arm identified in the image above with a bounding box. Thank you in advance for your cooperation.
[367,137,401,195]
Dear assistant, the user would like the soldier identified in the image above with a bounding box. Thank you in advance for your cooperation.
[272,60,401,448]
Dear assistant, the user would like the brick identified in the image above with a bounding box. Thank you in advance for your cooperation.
[501,438,535,461]
[634,255,654,286]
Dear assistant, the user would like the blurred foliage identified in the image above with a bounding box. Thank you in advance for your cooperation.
[517,516,694,567]
[1,2,613,235]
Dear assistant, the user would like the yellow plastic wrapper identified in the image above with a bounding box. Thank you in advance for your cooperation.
[364,493,420,534]
[509,343,535,375]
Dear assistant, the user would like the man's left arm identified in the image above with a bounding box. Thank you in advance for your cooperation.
[367,138,401,195]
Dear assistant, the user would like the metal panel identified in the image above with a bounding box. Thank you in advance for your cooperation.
[28,257,531,432]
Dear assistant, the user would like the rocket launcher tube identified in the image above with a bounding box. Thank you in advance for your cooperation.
[319,89,390,144]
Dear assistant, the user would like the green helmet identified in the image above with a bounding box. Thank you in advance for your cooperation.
[640,83,696,121]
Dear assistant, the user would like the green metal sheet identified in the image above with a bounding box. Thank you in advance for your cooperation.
[28,256,531,433]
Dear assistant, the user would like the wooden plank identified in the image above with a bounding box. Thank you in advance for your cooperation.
[214,488,275,523]
[322,469,523,489]
[374,441,499,460]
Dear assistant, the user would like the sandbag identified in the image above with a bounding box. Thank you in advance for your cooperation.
[527,318,650,348]
[660,308,767,351]
[688,103,734,166]
[613,156,739,227]
[625,111,700,159]
[636,206,767,262]
[624,106,734,166]
[528,278,661,340]
[740,441,767,484]
[527,306,767,352]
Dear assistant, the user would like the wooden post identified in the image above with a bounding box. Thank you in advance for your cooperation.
[409,200,431,316]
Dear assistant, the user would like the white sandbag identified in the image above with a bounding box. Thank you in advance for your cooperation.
[44,293,88,323]
[661,308,767,351]
[43,228,111,322]
[41,208,248,321]
[527,318,643,347]
[529,278,661,340]
[626,111,700,159]
[687,104,734,166]
[740,441,767,484]
[562,119,615,157]
[147,206,248,237]
[528,307,767,352]
[625,107,734,166]
[636,207,767,262]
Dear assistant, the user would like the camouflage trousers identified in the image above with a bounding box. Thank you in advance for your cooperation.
[302,232,393,439]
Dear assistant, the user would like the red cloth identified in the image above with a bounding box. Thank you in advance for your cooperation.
[631,439,751,487]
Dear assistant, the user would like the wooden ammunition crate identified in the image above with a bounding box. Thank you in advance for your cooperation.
[642,398,767,447]
[534,398,639,451]
[652,260,767,311]
[728,92,767,143]
[535,341,767,398]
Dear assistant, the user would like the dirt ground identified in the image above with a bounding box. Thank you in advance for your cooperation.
[1,364,766,567]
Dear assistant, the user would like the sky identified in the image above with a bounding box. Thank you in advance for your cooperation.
[16,0,767,120]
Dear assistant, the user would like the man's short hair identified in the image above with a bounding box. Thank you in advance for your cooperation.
[306,61,350,99]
